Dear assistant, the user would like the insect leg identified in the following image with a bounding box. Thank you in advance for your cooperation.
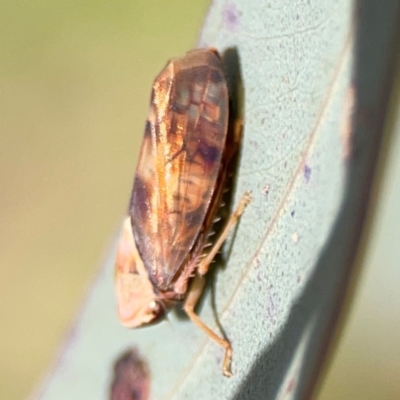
[183,274,233,377]
[198,191,252,276]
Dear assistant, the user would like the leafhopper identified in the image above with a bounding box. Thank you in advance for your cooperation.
[114,49,251,377]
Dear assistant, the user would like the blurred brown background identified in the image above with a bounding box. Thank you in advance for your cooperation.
[0,1,399,399]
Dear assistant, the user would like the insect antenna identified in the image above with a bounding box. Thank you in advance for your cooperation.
[158,299,168,316]
[158,300,176,331]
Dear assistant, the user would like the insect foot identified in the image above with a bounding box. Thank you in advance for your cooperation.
[237,191,252,216]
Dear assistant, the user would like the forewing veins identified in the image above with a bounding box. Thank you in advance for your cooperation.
[129,49,228,289]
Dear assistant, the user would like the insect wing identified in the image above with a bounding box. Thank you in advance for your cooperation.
[129,49,229,288]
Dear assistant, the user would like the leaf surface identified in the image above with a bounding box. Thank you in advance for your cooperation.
[30,1,400,399]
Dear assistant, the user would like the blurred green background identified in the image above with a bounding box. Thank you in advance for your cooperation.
[0,1,399,399]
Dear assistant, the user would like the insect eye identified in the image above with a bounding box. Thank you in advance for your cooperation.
[148,300,165,322]
[149,301,160,314]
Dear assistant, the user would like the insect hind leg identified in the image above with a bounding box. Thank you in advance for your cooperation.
[183,274,233,377]
[198,191,252,275]
[183,191,251,376]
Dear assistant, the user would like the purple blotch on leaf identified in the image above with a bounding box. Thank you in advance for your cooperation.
[304,164,311,183]
[222,2,242,32]
[110,348,150,400]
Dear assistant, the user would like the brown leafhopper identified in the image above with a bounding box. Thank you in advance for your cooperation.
[114,49,251,377]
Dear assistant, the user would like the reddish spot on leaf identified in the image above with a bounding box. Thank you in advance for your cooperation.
[261,184,270,196]
[286,376,296,394]
[110,348,150,400]
[340,86,356,161]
